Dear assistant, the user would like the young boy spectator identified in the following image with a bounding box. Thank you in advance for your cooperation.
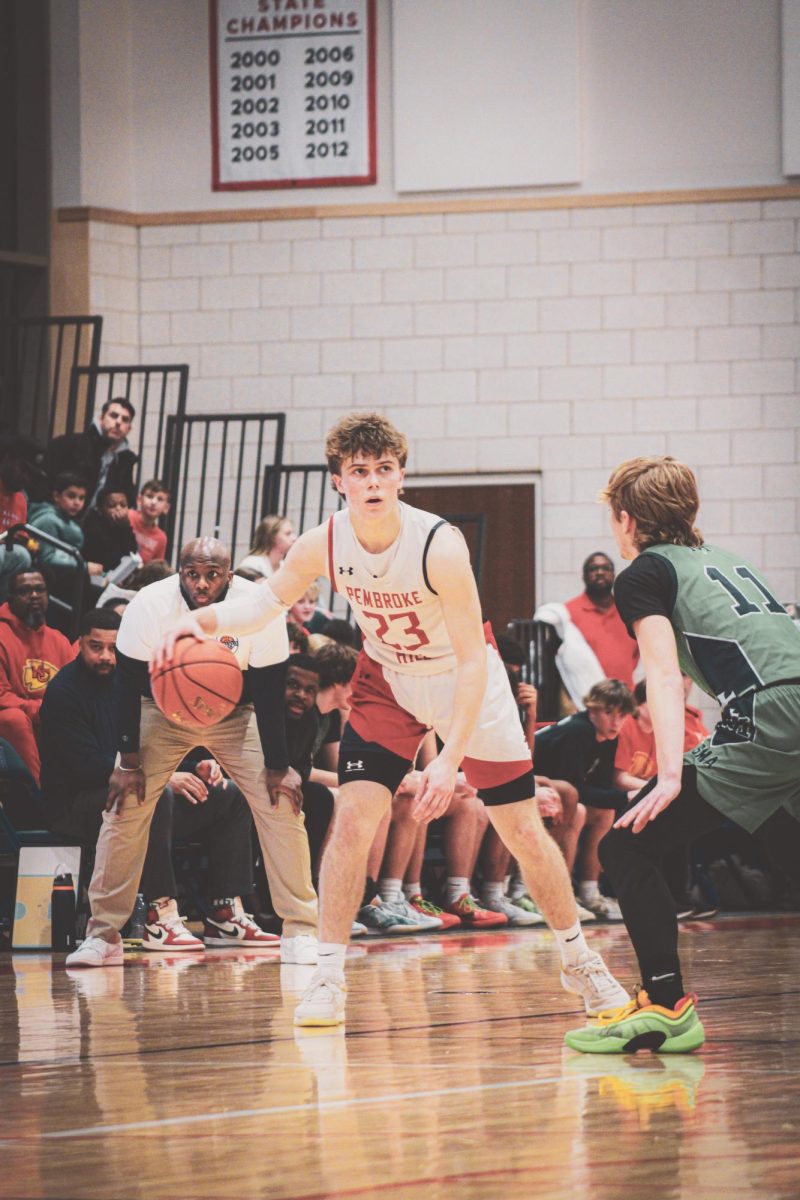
[289,582,332,635]
[129,479,170,564]
[0,569,75,782]
[82,488,139,575]
[29,473,103,579]
[534,679,635,920]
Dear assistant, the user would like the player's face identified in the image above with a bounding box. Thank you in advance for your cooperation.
[333,453,405,518]
[273,520,296,557]
[80,627,117,676]
[285,666,320,719]
[589,706,626,741]
[180,559,232,607]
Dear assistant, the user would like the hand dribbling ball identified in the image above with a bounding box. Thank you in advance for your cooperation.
[150,637,242,728]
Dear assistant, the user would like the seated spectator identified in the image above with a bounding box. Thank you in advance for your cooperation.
[284,653,335,878]
[534,678,635,921]
[82,488,139,575]
[309,640,358,780]
[127,560,175,590]
[238,514,295,579]
[289,581,322,632]
[565,553,639,690]
[286,621,309,655]
[28,471,103,588]
[320,618,358,648]
[129,478,170,564]
[46,397,138,510]
[0,435,34,600]
[0,569,75,782]
[40,608,274,951]
[0,735,44,829]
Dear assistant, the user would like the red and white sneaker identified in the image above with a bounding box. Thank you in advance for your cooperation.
[142,901,204,952]
[407,894,461,930]
[204,901,280,949]
[443,893,508,928]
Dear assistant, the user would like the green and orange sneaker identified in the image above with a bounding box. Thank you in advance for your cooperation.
[564,988,705,1055]
[407,895,461,930]
[443,893,508,929]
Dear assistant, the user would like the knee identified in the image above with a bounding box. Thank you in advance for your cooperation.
[558,782,579,819]
[333,794,384,847]
[0,707,31,735]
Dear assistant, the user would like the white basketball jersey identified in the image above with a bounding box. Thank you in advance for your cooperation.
[328,503,458,675]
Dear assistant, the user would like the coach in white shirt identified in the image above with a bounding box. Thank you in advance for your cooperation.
[75,536,318,967]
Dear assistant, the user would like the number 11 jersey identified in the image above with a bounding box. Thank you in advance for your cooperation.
[327,502,459,676]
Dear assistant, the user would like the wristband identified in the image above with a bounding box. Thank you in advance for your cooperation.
[118,764,141,772]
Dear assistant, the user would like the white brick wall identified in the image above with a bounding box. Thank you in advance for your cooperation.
[84,197,800,606]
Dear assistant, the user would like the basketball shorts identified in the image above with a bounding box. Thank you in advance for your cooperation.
[339,645,535,805]
[686,683,800,832]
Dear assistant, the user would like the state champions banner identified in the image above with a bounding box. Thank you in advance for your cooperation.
[210,0,376,190]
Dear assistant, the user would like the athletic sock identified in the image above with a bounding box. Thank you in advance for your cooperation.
[578,880,600,904]
[554,921,589,968]
[378,877,403,904]
[317,942,346,980]
[403,881,422,901]
[643,961,684,1009]
[481,882,504,904]
[446,876,470,904]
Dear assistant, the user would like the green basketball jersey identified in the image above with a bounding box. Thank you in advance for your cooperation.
[645,543,800,705]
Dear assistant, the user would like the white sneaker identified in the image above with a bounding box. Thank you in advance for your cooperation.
[294,970,346,1026]
[281,933,318,965]
[351,920,368,938]
[561,951,630,1016]
[574,900,598,923]
[481,895,543,927]
[579,893,624,921]
[383,896,442,930]
[65,936,124,968]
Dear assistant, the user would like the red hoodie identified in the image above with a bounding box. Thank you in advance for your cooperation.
[0,603,75,717]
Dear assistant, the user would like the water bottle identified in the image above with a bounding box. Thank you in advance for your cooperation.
[128,892,148,942]
[51,870,76,953]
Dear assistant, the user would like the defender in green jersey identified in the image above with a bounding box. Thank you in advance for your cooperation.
[564,456,800,1055]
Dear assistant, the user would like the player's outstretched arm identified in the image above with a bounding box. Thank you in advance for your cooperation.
[614,614,685,833]
[152,525,329,667]
[412,526,488,823]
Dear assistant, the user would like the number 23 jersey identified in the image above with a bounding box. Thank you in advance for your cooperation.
[327,503,459,676]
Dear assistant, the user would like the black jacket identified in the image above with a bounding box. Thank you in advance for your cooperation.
[39,656,116,824]
[82,508,138,572]
[47,423,138,509]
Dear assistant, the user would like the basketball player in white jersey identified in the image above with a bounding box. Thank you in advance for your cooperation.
[156,413,628,1026]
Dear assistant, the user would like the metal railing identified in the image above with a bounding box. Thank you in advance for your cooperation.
[262,461,346,613]
[506,618,561,721]
[0,316,103,442]
[167,412,285,566]
[68,364,189,548]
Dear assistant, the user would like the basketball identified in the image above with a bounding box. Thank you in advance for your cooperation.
[150,637,243,728]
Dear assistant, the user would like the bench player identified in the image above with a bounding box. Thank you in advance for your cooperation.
[157,413,628,1027]
[565,456,800,1053]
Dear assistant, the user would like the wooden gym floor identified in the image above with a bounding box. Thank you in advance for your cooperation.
[0,915,799,1200]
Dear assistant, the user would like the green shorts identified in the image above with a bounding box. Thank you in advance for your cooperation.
[686,684,800,833]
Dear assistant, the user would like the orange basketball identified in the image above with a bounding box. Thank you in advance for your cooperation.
[150,637,243,728]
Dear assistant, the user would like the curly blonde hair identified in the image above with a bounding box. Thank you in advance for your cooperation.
[325,412,408,485]
[601,457,703,550]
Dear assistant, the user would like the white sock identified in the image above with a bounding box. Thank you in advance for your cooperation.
[554,921,589,969]
[317,942,346,979]
[446,876,470,904]
[508,867,525,899]
[378,877,403,904]
[578,880,599,903]
[403,881,422,901]
[482,881,504,904]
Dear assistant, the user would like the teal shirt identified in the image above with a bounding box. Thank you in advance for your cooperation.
[28,502,84,568]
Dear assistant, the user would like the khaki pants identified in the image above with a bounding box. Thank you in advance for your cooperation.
[87,700,318,941]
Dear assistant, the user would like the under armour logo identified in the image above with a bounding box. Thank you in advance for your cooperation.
[338,566,354,575]
[346,760,364,771]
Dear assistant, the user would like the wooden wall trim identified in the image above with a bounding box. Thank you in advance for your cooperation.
[57,184,800,228]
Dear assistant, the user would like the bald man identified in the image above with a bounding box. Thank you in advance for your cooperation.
[68,537,318,968]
